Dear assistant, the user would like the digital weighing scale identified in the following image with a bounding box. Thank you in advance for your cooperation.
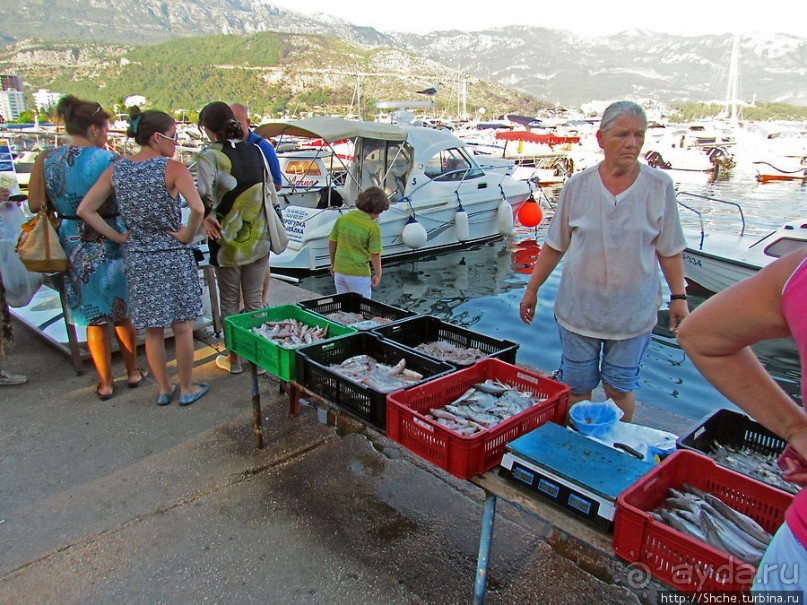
[499,422,654,529]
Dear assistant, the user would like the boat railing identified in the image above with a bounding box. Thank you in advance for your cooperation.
[675,191,746,249]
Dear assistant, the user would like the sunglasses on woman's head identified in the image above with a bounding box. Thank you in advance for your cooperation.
[91,103,103,115]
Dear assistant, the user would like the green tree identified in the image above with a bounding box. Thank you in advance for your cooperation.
[15,110,37,123]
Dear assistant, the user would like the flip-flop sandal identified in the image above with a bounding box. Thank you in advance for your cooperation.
[127,368,149,388]
[96,384,114,401]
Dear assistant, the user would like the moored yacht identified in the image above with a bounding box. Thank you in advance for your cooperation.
[255,117,532,272]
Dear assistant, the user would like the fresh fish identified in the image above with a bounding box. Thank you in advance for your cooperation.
[699,509,764,566]
[415,340,486,365]
[660,509,708,543]
[252,319,329,348]
[449,388,477,406]
[708,441,798,495]
[473,379,509,395]
[328,355,424,392]
[653,485,772,567]
[424,380,547,437]
[702,493,772,545]
[387,358,406,376]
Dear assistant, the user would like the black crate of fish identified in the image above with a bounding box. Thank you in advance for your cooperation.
[614,449,793,594]
[295,332,455,429]
[677,408,795,494]
[386,358,570,480]
[372,315,518,366]
[224,305,357,382]
[298,293,416,330]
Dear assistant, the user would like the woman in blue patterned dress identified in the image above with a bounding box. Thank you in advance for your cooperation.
[28,95,142,400]
[78,108,208,406]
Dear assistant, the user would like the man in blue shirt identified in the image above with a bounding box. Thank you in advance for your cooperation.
[230,103,284,306]
[230,103,282,191]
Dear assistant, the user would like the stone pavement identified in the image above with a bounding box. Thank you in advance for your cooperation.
[0,279,671,605]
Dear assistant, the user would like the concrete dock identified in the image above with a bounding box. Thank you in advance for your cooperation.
[0,279,689,604]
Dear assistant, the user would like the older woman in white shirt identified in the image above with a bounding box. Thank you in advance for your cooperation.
[519,101,688,421]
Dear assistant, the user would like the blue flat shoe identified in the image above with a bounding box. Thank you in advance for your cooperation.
[179,383,209,406]
[156,384,178,406]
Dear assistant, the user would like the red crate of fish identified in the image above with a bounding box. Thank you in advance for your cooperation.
[385,358,570,480]
[373,315,519,366]
[613,449,793,594]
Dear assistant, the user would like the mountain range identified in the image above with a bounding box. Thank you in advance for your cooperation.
[0,0,805,108]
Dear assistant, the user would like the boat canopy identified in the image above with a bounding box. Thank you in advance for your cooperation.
[255,117,406,143]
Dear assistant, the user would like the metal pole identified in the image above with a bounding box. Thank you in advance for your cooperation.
[251,363,263,449]
[472,492,497,605]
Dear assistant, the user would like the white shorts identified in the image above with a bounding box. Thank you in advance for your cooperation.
[333,273,371,298]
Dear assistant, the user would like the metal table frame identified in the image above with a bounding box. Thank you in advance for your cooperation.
[469,470,616,604]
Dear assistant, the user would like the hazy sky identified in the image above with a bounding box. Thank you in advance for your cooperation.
[269,0,806,37]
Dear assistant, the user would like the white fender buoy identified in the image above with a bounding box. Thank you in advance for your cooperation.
[402,217,428,249]
[497,199,514,235]
[455,202,470,242]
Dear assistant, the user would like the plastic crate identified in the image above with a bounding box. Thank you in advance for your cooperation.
[224,305,356,382]
[386,358,570,479]
[373,315,518,366]
[298,293,415,330]
[677,409,792,493]
[613,449,793,594]
[296,332,455,429]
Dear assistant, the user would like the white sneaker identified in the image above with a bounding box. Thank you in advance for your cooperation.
[216,354,243,374]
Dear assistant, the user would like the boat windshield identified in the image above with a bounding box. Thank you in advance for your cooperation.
[424,147,484,182]
[764,238,807,259]
[354,138,412,202]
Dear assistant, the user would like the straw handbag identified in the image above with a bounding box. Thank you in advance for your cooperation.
[16,153,69,273]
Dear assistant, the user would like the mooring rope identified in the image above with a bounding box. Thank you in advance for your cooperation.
[752,161,806,174]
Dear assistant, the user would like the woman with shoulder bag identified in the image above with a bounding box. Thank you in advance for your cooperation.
[196,101,270,375]
[28,95,143,401]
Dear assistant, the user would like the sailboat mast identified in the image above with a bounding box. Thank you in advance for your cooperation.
[723,33,741,123]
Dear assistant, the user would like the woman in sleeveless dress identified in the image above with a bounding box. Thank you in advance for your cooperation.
[196,101,269,375]
[78,108,208,407]
[28,95,142,400]
[678,248,807,590]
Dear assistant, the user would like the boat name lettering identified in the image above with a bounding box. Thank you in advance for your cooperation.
[682,253,702,268]
[290,177,318,188]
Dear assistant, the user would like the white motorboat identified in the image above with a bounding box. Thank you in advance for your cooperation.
[255,117,532,272]
[677,192,807,293]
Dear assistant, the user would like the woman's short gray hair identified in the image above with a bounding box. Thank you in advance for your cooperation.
[600,101,647,133]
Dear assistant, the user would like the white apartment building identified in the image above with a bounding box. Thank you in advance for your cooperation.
[0,90,25,121]
[33,89,63,112]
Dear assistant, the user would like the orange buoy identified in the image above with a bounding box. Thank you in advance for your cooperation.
[517,199,543,228]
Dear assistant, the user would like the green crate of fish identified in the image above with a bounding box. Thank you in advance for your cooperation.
[224,305,357,382]
[677,408,795,494]
[295,332,455,429]
[386,358,570,480]
[372,315,519,366]
[614,449,793,594]
[298,292,415,330]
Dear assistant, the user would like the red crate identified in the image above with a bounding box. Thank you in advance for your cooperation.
[613,449,793,594]
[386,358,570,480]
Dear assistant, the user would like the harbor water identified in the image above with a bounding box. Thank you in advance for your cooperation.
[297,165,807,422]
